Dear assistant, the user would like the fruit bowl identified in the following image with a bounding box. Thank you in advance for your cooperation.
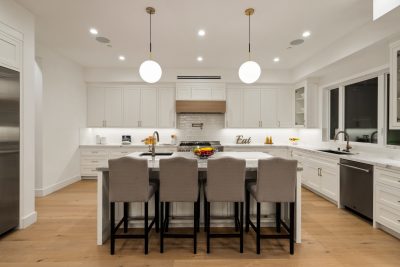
[193,146,214,159]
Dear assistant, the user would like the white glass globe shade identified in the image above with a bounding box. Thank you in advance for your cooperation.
[238,60,261,84]
[139,60,162,83]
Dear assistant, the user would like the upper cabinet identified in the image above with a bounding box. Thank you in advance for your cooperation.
[226,87,293,128]
[87,86,175,128]
[0,30,22,71]
[176,82,225,100]
[390,40,400,129]
[293,80,318,128]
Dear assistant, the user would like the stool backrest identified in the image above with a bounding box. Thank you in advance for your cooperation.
[207,157,246,202]
[159,157,198,202]
[108,157,149,202]
[256,157,297,202]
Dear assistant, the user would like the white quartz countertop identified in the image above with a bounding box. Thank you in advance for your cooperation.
[80,143,177,148]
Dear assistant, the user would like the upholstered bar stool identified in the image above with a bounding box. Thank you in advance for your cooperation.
[108,157,159,255]
[245,157,297,255]
[205,157,246,253]
[159,157,200,254]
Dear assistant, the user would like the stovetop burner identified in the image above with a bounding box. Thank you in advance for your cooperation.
[179,141,212,146]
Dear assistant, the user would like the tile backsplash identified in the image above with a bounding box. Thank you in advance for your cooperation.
[177,114,225,141]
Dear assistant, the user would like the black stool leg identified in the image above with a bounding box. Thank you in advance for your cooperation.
[276,202,281,233]
[165,202,170,232]
[206,201,211,254]
[123,202,129,233]
[144,202,149,255]
[256,202,261,254]
[110,202,115,255]
[204,192,208,232]
[290,202,295,255]
[160,202,164,253]
[193,201,197,254]
[196,193,200,232]
[240,202,244,253]
[245,189,250,232]
[234,202,239,231]
[155,190,159,233]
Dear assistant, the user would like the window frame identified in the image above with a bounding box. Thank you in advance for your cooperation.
[384,72,400,148]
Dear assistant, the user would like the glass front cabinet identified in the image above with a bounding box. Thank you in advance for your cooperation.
[390,40,400,129]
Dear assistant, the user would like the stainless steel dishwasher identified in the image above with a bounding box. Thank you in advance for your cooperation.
[339,159,373,220]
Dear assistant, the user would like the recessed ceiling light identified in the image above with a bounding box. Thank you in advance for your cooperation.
[197,56,203,62]
[89,28,98,35]
[118,55,126,61]
[273,57,280,62]
[198,29,206,36]
[302,31,311,38]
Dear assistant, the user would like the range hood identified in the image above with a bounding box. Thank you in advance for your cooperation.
[176,101,226,113]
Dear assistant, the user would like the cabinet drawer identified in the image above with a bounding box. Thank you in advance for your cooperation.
[81,158,108,166]
[375,184,400,212]
[376,203,400,233]
[81,149,108,157]
[109,151,135,159]
[81,166,101,177]
[375,168,400,189]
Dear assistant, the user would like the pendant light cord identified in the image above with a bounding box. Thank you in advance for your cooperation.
[248,13,251,60]
[149,11,152,57]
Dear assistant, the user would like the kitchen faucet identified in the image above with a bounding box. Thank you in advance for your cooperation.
[334,131,352,152]
[151,131,160,157]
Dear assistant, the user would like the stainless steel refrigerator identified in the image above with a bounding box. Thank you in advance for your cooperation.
[0,66,20,235]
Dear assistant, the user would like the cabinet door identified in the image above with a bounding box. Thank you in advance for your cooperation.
[243,88,261,128]
[260,89,277,128]
[211,87,226,100]
[158,88,175,128]
[277,88,293,127]
[320,167,338,202]
[390,41,400,129]
[140,88,158,128]
[226,88,243,128]
[176,86,191,100]
[123,88,141,127]
[302,160,320,191]
[191,86,212,100]
[104,88,123,127]
[0,32,21,70]
[87,87,105,127]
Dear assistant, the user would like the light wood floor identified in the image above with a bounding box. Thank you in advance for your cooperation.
[0,180,399,267]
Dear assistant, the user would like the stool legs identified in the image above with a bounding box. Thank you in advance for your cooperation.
[245,189,250,232]
[110,202,115,255]
[256,202,261,254]
[155,191,159,233]
[123,202,129,233]
[206,201,210,253]
[276,202,281,233]
[144,202,149,254]
[240,202,244,253]
[290,202,295,255]
[165,202,170,232]
[160,202,164,253]
[234,202,239,231]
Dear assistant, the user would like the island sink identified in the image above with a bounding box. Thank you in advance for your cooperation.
[139,152,173,157]
[318,149,354,155]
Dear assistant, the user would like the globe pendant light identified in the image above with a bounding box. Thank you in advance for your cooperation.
[139,7,162,83]
[238,8,261,84]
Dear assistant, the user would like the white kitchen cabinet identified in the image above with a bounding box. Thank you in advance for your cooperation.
[104,88,123,127]
[158,88,176,128]
[226,88,243,128]
[294,80,318,128]
[243,88,261,128]
[87,87,105,127]
[277,89,293,127]
[176,82,226,100]
[123,88,141,127]
[0,30,21,71]
[140,88,158,128]
[389,40,400,129]
[260,89,278,128]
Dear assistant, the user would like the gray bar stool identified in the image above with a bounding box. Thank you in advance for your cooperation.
[159,157,200,254]
[245,157,297,254]
[108,157,159,255]
[205,157,246,253]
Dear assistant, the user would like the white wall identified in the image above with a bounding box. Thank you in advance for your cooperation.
[0,0,36,228]
[35,43,86,196]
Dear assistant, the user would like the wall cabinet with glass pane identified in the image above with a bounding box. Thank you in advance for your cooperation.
[294,80,318,128]
[390,40,400,129]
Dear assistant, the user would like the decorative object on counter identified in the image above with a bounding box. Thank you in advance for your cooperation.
[100,136,107,144]
[141,136,157,145]
[193,146,214,159]
[121,135,132,145]
[289,137,300,145]
[265,136,273,144]
[236,135,252,144]
[170,134,177,145]
[192,123,204,130]
[96,135,101,144]
[178,141,223,152]
[238,8,261,84]
[139,7,162,83]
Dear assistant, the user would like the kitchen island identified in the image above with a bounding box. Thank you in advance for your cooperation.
[96,152,302,245]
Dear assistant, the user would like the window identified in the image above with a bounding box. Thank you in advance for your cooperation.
[386,74,400,146]
[344,77,378,144]
[329,88,339,140]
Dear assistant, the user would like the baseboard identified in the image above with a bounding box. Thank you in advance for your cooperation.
[35,175,81,197]
[20,211,37,229]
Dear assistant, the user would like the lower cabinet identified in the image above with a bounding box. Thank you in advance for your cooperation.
[374,167,400,236]
[293,150,339,203]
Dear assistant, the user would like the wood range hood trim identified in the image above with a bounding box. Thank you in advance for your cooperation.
[176,100,226,113]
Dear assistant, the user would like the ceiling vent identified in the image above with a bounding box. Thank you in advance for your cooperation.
[177,75,221,80]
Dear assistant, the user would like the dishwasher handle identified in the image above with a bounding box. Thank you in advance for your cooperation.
[338,163,370,173]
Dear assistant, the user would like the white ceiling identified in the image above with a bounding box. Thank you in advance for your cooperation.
[17,0,372,70]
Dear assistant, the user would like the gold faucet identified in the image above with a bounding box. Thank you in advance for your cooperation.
[334,131,352,152]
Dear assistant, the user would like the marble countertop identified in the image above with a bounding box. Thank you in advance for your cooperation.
[80,143,177,148]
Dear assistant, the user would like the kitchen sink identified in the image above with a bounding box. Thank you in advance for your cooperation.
[318,149,354,155]
[139,152,173,157]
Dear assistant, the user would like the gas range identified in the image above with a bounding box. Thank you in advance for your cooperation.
[177,141,224,152]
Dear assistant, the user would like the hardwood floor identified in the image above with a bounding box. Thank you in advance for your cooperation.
[0,180,399,267]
